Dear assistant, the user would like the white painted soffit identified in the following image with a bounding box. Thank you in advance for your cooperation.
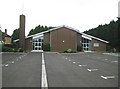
[13,25,109,44]
[42,25,80,34]
[13,39,19,42]
[81,33,109,43]
[82,35,92,40]
[33,34,43,39]
[26,25,80,39]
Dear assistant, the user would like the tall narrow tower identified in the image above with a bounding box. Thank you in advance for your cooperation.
[19,14,25,50]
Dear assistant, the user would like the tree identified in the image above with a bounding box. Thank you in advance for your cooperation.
[11,28,19,40]
[28,25,54,36]
[84,20,119,51]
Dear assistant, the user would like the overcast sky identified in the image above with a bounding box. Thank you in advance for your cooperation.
[0,0,119,36]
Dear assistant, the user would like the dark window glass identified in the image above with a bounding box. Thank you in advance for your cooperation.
[35,43,37,46]
[39,39,41,42]
[39,43,41,46]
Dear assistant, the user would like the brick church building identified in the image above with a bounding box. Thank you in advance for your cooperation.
[14,15,109,52]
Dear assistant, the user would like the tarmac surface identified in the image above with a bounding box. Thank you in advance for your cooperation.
[1,52,118,88]
[2,52,42,87]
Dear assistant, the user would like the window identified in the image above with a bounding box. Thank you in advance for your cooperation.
[32,36,43,50]
[82,37,91,51]
[94,43,99,47]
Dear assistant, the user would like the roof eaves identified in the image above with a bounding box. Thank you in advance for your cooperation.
[43,25,80,34]
[26,25,80,38]
[13,39,19,42]
[81,32,109,43]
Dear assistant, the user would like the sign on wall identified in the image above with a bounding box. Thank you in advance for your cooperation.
[94,43,99,47]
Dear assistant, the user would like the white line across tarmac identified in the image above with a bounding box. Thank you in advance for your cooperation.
[73,62,76,64]
[101,76,115,79]
[78,64,87,67]
[87,68,98,72]
[111,61,118,63]
[41,52,48,89]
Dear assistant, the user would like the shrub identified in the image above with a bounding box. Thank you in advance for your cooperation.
[43,43,50,51]
[77,45,82,52]
[63,49,76,53]
[18,48,24,52]
[2,46,17,52]
[67,49,72,53]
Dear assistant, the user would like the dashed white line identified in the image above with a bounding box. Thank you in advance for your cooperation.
[41,52,48,89]
[111,61,118,63]
[11,61,14,63]
[4,64,8,67]
[87,68,98,72]
[101,76,115,79]
[78,64,87,67]
[73,62,76,64]
[104,59,108,60]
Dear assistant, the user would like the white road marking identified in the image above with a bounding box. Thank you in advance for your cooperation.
[69,60,71,61]
[104,59,108,60]
[87,69,98,72]
[111,61,118,63]
[11,61,14,63]
[103,53,119,57]
[73,62,76,64]
[78,64,87,67]
[41,53,48,89]
[5,64,8,67]
[8,61,14,64]
[101,76,115,79]
[65,58,68,59]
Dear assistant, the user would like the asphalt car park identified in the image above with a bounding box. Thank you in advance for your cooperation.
[2,52,42,87]
[45,52,118,87]
[1,52,118,88]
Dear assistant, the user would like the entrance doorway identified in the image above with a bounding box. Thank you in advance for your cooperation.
[32,37,43,51]
[82,38,91,51]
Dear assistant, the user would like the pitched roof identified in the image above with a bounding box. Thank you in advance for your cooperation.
[14,25,109,43]
[2,32,11,38]
[81,32,109,43]
[0,31,11,41]
[26,25,80,38]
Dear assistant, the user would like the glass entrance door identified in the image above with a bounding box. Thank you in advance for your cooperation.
[32,37,43,50]
[82,38,91,51]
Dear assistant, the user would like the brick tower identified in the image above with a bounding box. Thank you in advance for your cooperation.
[19,14,25,50]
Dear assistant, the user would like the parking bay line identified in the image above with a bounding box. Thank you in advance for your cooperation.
[87,68,98,72]
[78,64,87,67]
[101,75,115,79]
[111,61,118,63]
[73,62,76,64]
[41,52,48,89]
